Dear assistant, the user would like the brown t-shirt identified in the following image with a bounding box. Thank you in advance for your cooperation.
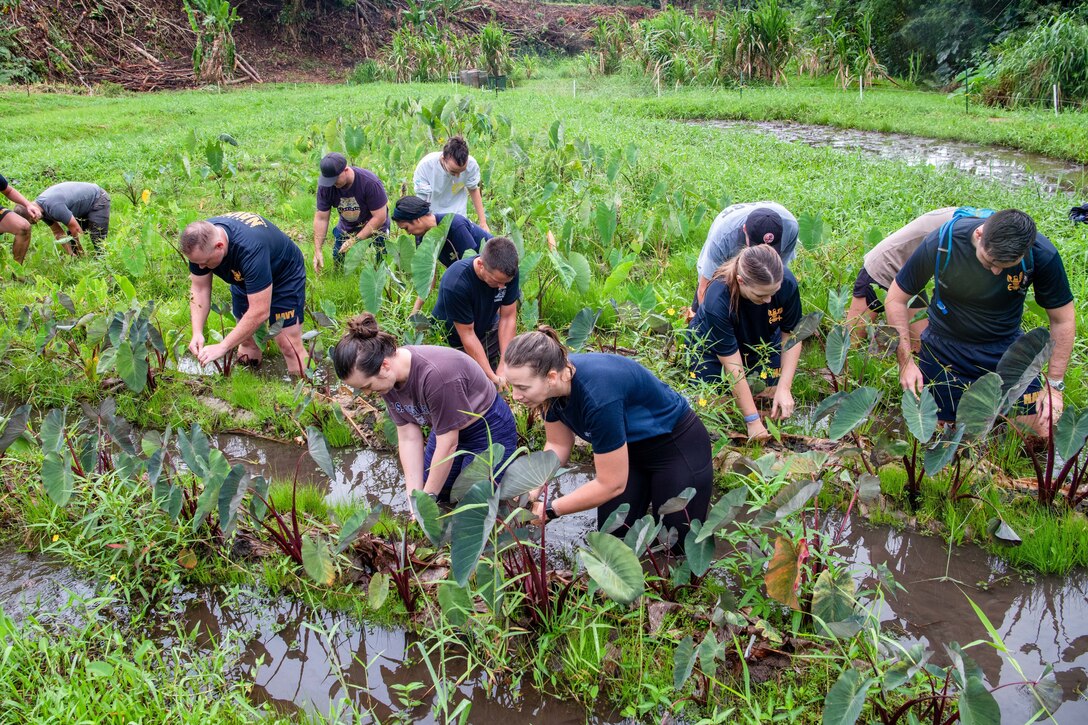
[863,207,956,288]
[382,345,497,434]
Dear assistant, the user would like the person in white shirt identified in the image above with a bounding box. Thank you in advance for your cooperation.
[413,135,489,232]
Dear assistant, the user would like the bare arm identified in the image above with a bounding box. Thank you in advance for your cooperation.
[3,186,33,209]
[718,349,769,439]
[496,303,517,371]
[550,446,629,516]
[771,333,802,420]
[469,187,488,232]
[696,274,711,305]
[886,281,923,395]
[454,322,498,381]
[312,210,331,272]
[189,274,214,345]
[1037,302,1076,428]
[543,420,575,466]
[423,429,461,496]
[397,423,426,495]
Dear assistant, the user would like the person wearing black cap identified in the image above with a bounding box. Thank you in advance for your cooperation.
[391,195,492,312]
[694,202,798,311]
[313,152,389,273]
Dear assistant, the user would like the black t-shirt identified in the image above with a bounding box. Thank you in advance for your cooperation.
[431,257,520,347]
[188,213,305,297]
[688,269,802,361]
[895,217,1073,343]
[544,353,690,454]
[417,213,492,268]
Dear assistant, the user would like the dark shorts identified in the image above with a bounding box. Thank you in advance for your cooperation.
[853,266,928,313]
[423,393,517,502]
[918,329,1041,421]
[333,227,386,265]
[79,189,111,248]
[689,339,781,388]
[231,278,306,330]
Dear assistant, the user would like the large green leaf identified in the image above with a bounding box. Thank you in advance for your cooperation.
[368,572,390,610]
[798,211,824,250]
[411,213,454,299]
[600,503,631,535]
[410,489,449,548]
[115,340,148,393]
[1019,671,1062,719]
[623,514,661,556]
[177,424,211,478]
[566,307,600,351]
[821,669,873,725]
[595,201,617,246]
[901,387,938,444]
[437,581,474,627]
[753,480,822,526]
[0,404,30,455]
[602,260,635,297]
[336,508,377,554]
[450,444,504,502]
[302,535,336,586]
[828,387,880,441]
[812,568,857,637]
[216,464,249,536]
[695,486,748,542]
[580,531,645,605]
[568,251,592,295]
[549,250,577,290]
[924,425,965,476]
[825,324,850,377]
[192,449,231,531]
[306,426,336,480]
[658,487,697,516]
[958,676,1000,725]
[498,450,560,500]
[783,310,824,351]
[1055,408,1088,460]
[765,536,802,609]
[358,262,389,314]
[450,479,498,586]
[40,408,66,454]
[683,520,716,577]
[673,636,696,689]
[41,451,76,507]
[996,328,1053,412]
[956,373,1003,439]
[248,475,270,522]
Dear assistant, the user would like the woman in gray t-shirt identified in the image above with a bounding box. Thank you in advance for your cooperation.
[332,313,516,503]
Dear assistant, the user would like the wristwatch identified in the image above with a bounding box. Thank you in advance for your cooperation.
[1046,378,1066,392]
[545,503,559,521]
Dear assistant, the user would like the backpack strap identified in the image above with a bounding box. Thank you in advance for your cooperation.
[932,207,997,315]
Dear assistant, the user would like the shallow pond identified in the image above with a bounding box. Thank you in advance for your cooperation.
[3,433,1086,721]
[695,119,1088,195]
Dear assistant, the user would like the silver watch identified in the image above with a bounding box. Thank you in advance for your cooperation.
[1046,378,1065,392]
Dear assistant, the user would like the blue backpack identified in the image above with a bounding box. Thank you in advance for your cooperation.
[932,207,1032,314]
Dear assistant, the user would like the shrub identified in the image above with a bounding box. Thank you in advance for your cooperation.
[347,59,381,85]
[981,10,1088,108]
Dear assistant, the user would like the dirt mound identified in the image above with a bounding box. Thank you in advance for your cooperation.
[3,0,655,89]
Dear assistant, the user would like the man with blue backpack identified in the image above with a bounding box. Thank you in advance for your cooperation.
[886,208,1075,435]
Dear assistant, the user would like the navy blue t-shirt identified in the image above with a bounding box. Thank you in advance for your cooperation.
[544,353,690,454]
[0,174,8,192]
[895,217,1072,344]
[188,213,306,299]
[432,257,520,348]
[417,213,492,268]
[315,167,389,235]
[688,270,802,373]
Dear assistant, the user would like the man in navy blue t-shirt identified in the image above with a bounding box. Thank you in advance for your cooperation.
[432,237,520,387]
[887,209,1075,433]
[313,152,389,273]
[182,212,309,377]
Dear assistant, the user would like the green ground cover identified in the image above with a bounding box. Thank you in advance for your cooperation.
[1,76,1084,722]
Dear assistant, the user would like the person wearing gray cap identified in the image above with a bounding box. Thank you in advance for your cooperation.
[313,152,389,273]
[694,202,798,312]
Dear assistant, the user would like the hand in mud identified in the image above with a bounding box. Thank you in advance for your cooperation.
[198,342,229,366]
[746,418,771,442]
[770,388,794,420]
[188,333,205,357]
[899,361,924,396]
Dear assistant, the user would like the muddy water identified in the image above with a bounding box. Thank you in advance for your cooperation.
[696,119,1088,194]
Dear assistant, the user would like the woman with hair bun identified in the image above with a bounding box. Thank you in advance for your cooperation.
[503,329,712,543]
[332,313,517,503]
[687,244,803,442]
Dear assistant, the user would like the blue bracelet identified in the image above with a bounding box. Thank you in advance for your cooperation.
[743,413,760,424]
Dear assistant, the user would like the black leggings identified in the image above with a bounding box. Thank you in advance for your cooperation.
[596,410,713,545]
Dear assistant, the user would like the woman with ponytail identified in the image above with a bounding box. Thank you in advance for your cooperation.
[332,313,517,503]
[503,329,712,544]
[687,245,803,441]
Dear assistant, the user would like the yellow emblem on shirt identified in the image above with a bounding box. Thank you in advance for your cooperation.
[232,270,243,283]
[1007,272,1024,292]
[768,307,783,324]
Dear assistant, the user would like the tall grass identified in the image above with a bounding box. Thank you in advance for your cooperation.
[981,10,1088,108]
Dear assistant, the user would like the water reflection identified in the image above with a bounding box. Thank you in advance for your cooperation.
[697,120,1088,194]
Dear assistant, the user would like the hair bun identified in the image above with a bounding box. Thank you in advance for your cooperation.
[346,313,379,339]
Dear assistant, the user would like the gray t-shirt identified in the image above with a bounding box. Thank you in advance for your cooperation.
[863,208,957,288]
[382,345,496,435]
[696,201,799,279]
[413,151,481,217]
[35,182,104,226]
